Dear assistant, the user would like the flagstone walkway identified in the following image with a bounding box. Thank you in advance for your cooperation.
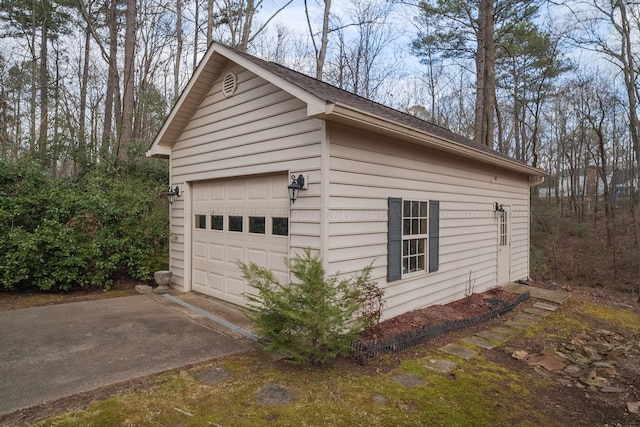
[422,283,570,373]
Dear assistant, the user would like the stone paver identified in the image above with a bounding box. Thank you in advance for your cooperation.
[463,336,497,350]
[256,383,300,406]
[194,366,230,385]
[424,359,458,373]
[515,313,543,324]
[422,286,569,376]
[491,326,518,337]
[524,307,552,317]
[503,283,571,304]
[439,343,478,360]
[533,302,559,311]
[373,393,389,405]
[476,330,510,344]
[393,373,425,387]
[504,320,531,329]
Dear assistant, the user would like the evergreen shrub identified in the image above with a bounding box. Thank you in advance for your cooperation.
[239,248,384,365]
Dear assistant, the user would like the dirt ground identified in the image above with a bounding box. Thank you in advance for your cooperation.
[0,279,142,312]
[2,281,640,426]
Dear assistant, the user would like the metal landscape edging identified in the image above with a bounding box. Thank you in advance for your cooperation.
[351,291,531,363]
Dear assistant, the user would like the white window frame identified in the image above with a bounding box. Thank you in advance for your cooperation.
[498,211,508,247]
[402,200,429,276]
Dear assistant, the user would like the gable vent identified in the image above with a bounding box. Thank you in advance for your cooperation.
[222,72,237,97]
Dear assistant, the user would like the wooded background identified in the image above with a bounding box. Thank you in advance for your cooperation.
[1,0,639,294]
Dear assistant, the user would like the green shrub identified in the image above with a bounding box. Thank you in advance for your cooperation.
[239,248,383,365]
[0,158,168,291]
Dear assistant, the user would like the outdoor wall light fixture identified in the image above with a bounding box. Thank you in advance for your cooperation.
[166,185,181,204]
[288,174,306,204]
[495,202,505,213]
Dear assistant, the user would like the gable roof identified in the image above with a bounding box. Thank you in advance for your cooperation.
[147,43,544,177]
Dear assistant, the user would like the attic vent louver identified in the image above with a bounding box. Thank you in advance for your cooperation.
[222,72,237,97]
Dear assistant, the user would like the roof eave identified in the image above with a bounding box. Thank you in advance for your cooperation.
[145,144,171,158]
[322,103,546,177]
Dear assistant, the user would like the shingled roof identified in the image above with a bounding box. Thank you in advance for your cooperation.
[226,46,526,165]
[148,43,544,177]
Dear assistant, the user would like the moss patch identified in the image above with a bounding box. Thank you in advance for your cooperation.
[34,349,565,427]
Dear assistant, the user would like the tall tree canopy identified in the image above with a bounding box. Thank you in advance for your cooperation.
[412,0,541,148]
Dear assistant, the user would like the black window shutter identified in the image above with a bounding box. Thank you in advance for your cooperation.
[429,200,440,272]
[387,197,402,281]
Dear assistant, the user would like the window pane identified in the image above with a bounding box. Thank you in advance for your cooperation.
[229,216,243,232]
[272,217,289,236]
[210,215,223,230]
[417,254,425,271]
[420,201,428,217]
[403,200,411,216]
[418,238,425,254]
[412,201,419,216]
[403,258,409,274]
[409,257,417,272]
[420,218,427,234]
[195,214,206,229]
[410,239,417,255]
[249,217,265,234]
[411,219,418,234]
[403,219,410,235]
[403,240,409,256]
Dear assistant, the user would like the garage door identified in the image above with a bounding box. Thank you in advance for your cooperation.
[191,174,290,306]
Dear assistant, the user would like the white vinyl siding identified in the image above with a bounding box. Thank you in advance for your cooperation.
[327,124,530,319]
[166,64,324,289]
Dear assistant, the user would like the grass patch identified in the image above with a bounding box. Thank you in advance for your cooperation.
[34,350,563,427]
[581,301,640,331]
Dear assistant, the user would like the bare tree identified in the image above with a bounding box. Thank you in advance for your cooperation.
[117,0,137,160]
[175,0,183,100]
[305,0,331,79]
[326,0,402,101]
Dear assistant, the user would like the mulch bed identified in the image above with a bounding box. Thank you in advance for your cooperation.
[353,287,527,363]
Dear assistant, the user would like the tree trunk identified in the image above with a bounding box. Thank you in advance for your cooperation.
[206,0,213,46]
[118,0,136,161]
[101,0,118,161]
[306,0,331,80]
[193,0,199,67]
[38,18,48,158]
[316,0,331,80]
[174,0,182,100]
[473,0,495,148]
[77,25,90,170]
[29,0,37,154]
[239,0,255,52]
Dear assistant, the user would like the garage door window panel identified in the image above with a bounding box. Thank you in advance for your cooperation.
[249,216,266,234]
[211,215,223,230]
[229,216,243,232]
[195,214,207,229]
[272,217,288,236]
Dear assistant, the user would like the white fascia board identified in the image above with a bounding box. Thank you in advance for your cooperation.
[148,44,223,153]
[145,145,171,158]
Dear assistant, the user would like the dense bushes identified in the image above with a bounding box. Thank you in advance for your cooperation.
[0,157,169,291]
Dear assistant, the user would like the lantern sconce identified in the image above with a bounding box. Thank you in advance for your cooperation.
[288,174,307,204]
[167,185,181,204]
[494,202,505,213]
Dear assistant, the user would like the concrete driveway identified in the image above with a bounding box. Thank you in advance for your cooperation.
[0,294,252,416]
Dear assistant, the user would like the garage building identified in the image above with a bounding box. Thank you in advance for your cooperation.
[147,43,545,319]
